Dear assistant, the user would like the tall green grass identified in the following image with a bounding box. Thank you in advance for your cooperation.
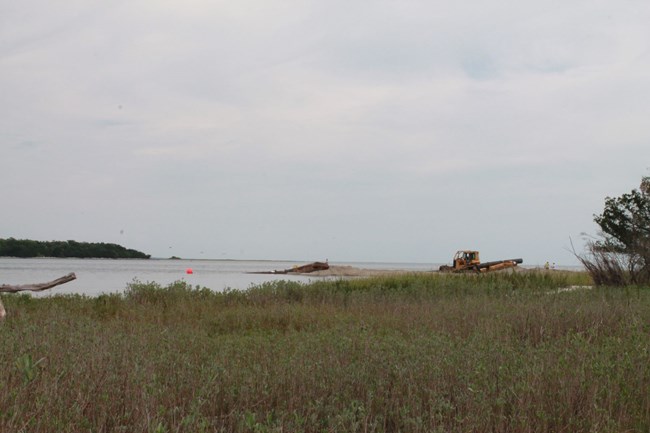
[2,271,649,432]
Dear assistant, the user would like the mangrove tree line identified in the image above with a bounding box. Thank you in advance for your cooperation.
[0,238,150,259]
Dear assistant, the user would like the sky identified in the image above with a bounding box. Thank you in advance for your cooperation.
[1,0,649,265]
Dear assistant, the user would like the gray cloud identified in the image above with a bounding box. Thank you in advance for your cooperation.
[2,0,649,264]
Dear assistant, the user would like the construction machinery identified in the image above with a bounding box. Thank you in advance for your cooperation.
[439,250,523,273]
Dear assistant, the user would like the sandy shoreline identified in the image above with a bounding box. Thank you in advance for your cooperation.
[300,265,561,277]
[302,265,431,277]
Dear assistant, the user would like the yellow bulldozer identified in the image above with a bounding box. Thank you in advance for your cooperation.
[439,250,522,273]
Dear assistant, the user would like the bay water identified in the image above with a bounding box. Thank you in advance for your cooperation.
[0,258,436,297]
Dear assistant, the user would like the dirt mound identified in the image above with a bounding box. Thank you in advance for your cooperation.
[302,265,418,277]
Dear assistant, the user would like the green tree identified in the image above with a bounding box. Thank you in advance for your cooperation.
[583,176,650,285]
[0,238,151,259]
[594,177,650,252]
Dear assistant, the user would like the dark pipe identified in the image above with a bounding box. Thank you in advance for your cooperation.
[477,258,523,269]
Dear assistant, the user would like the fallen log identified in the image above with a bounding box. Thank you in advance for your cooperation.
[0,273,77,293]
[0,273,76,319]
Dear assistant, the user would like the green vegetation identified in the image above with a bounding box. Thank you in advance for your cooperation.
[0,238,150,259]
[593,176,650,256]
[579,176,650,285]
[2,271,650,432]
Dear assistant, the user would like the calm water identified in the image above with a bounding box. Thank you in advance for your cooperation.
[0,258,437,297]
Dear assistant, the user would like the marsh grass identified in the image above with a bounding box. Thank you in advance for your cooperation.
[1,271,649,432]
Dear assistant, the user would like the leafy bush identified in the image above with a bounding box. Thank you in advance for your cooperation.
[578,176,650,285]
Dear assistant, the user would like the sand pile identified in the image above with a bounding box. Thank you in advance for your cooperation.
[301,265,537,277]
[302,265,419,277]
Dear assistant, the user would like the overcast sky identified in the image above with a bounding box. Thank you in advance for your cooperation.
[1,0,649,265]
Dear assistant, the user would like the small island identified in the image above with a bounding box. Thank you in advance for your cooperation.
[0,238,151,259]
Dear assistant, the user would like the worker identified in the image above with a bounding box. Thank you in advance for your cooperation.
[544,261,550,270]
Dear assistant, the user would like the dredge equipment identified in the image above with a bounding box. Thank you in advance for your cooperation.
[439,250,522,273]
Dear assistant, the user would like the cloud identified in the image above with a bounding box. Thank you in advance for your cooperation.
[1,0,650,263]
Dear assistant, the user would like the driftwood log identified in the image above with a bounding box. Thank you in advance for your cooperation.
[0,273,76,319]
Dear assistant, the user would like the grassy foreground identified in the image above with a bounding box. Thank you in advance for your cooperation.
[2,271,650,433]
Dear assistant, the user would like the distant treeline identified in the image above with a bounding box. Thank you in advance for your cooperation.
[0,238,151,259]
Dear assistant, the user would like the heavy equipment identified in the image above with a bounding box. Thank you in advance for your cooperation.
[439,250,523,273]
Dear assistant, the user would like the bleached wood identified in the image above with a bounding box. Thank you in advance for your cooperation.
[0,273,76,293]
[0,273,76,320]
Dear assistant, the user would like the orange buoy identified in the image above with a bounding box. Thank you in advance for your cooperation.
[186,268,193,274]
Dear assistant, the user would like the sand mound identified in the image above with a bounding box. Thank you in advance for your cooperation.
[302,265,535,277]
[301,265,419,277]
